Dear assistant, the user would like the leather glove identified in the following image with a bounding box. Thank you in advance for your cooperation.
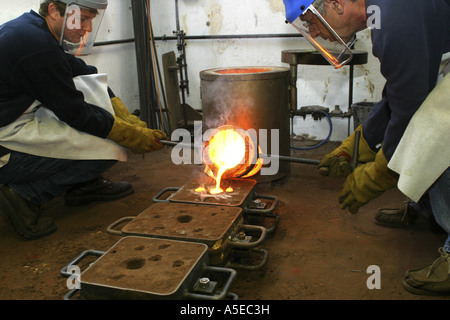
[107,115,168,154]
[318,125,376,178]
[111,97,147,128]
[338,148,398,214]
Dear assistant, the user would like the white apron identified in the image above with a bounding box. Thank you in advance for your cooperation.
[0,74,127,163]
[388,73,450,202]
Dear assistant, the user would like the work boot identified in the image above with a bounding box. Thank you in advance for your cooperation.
[402,247,450,296]
[375,201,446,233]
[0,186,57,240]
[65,176,134,207]
[375,201,427,228]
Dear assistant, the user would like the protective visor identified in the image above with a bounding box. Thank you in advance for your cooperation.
[60,4,105,55]
[287,4,353,68]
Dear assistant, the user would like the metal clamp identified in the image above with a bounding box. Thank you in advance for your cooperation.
[244,194,280,233]
[229,224,266,249]
[245,193,279,215]
[184,266,237,300]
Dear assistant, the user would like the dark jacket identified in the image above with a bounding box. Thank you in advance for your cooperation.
[363,0,450,160]
[0,11,114,157]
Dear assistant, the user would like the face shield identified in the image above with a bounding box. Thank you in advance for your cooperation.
[58,0,107,55]
[283,0,353,68]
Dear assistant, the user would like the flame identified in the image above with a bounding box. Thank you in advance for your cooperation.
[195,185,206,193]
[196,125,264,196]
[206,128,246,193]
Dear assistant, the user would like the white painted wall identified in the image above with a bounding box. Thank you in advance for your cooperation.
[150,0,385,141]
[1,0,386,142]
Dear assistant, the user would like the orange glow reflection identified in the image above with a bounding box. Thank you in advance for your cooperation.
[216,68,271,74]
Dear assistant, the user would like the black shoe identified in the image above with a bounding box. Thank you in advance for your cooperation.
[65,177,134,207]
[0,186,57,240]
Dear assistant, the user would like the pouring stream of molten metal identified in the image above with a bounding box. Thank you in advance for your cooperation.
[196,125,263,195]
[206,129,246,194]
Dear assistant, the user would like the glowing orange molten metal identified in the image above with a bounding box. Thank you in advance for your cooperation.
[207,128,245,193]
[216,68,271,74]
[198,125,263,195]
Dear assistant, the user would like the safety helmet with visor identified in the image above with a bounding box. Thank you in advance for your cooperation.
[283,0,353,68]
[47,0,108,55]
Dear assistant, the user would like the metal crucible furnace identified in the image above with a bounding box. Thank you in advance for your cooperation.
[200,66,291,182]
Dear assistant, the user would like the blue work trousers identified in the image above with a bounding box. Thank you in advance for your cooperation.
[416,167,450,252]
[0,151,116,206]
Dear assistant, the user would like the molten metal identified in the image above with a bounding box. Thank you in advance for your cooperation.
[216,68,272,74]
[206,128,245,193]
[198,125,263,195]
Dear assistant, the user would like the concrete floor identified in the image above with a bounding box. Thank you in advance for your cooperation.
[0,141,447,300]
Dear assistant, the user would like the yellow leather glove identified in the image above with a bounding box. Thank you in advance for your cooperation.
[107,115,168,154]
[338,148,398,214]
[111,97,147,128]
[318,125,376,178]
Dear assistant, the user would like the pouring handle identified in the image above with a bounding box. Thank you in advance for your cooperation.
[106,216,136,236]
[60,249,105,278]
[152,187,180,203]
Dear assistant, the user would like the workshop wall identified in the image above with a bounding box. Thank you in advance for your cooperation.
[150,0,386,141]
[1,0,386,142]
